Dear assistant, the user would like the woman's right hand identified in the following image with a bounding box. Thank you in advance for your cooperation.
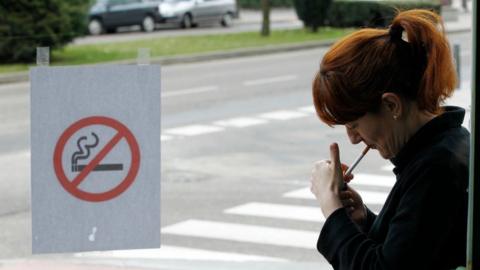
[340,185,367,227]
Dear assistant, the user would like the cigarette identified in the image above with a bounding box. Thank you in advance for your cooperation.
[341,146,370,190]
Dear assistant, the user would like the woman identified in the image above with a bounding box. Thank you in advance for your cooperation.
[310,9,469,270]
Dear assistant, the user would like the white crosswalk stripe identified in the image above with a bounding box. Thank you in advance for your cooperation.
[75,245,287,262]
[162,219,318,249]
[259,110,308,121]
[297,106,316,113]
[224,202,326,222]
[164,125,224,136]
[213,117,268,128]
[284,187,389,205]
[161,134,173,141]
[348,173,395,187]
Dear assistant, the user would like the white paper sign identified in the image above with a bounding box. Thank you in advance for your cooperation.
[31,65,161,254]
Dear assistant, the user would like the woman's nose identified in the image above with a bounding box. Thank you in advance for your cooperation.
[346,127,362,144]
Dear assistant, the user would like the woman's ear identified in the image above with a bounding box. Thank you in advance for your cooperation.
[381,92,402,119]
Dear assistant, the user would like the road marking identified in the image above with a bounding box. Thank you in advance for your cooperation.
[0,82,30,92]
[297,106,316,113]
[162,86,219,98]
[224,202,325,222]
[164,125,224,136]
[162,219,318,249]
[349,173,395,188]
[381,164,395,172]
[161,134,173,141]
[259,110,308,121]
[213,117,268,128]
[74,245,287,262]
[244,75,298,86]
[283,187,389,205]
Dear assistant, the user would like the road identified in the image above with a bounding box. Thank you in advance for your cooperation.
[0,31,472,269]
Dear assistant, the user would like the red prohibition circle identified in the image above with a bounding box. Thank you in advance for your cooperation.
[53,116,140,202]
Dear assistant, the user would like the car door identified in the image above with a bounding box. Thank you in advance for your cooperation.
[191,0,209,23]
[105,0,143,27]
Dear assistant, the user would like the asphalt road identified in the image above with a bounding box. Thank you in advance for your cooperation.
[0,31,472,269]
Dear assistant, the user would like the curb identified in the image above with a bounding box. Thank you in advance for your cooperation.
[0,26,471,85]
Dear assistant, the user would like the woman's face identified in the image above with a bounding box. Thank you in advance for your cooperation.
[345,109,398,159]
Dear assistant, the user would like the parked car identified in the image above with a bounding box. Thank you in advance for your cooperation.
[88,0,237,35]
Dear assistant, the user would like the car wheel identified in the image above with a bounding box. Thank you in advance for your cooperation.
[142,15,155,32]
[181,14,192,29]
[221,13,233,27]
[88,19,104,35]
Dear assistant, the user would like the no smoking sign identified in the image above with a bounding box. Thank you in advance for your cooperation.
[31,65,160,254]
[53,116,140,202]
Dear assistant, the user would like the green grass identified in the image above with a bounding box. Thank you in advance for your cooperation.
[0,28,353,74]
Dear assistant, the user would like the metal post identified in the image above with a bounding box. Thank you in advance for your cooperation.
[36,47,50,66]
[137,48,150,66]
[454,44,461,89]
[466,0,478,268]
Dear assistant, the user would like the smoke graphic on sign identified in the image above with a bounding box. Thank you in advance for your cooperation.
[71,132,123,172]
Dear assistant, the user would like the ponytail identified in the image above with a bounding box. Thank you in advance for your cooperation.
[389,9,456,113]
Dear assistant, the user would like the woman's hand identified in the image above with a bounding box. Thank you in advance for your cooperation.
[340,186,367,227]
[310,143,344,219]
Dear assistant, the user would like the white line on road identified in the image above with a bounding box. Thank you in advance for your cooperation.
[224,202,326,223]
[349,173,396,188]
[381,165,395,172]
[0,82,30,92]
[259,110,308,121]
[297,106,316,113]
[164,125,225,136]
[213,117,268,128]
[75,245,287,262]
[243,75,298,86]
[162,219,318,249]
[161,134,173,141]
[161,86,219,98]
[283,187,389,205]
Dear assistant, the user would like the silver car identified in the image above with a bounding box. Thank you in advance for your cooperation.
[88,0,236,35]
[159,0,236,28]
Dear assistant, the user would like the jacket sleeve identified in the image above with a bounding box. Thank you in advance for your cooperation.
[317,164,465,270]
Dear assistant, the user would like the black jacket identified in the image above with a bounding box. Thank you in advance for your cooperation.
[317,106,469,270]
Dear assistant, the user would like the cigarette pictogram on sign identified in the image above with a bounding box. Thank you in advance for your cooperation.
[53,116,140,202]
[71,132,124,172]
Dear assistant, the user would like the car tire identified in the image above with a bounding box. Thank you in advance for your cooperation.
[88,18,104,35]
[221,13,233,27]
[181,14,192,29]
[142,15,155,32]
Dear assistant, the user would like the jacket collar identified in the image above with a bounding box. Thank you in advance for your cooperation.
[390,106,466,175]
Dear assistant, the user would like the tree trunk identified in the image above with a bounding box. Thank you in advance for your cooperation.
[261,0,270,36]
[235,0,240,18]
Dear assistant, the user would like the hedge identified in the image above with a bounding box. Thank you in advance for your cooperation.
[293,0,333,31]
[326,0,442,27]
[0,0,89,62]
[238,0,293,9]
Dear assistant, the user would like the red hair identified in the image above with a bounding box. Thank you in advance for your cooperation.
[313,9,457,126]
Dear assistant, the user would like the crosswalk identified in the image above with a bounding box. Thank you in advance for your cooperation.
[77,172,395,262]
[73,104,408,263]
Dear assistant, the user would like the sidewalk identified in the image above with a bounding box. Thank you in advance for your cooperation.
[0,8,473,86]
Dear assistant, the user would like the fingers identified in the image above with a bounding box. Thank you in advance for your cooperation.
[344,173,354,183]
[330,143,341,170]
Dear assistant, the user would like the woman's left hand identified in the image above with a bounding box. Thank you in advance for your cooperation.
[310,143,344,219]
